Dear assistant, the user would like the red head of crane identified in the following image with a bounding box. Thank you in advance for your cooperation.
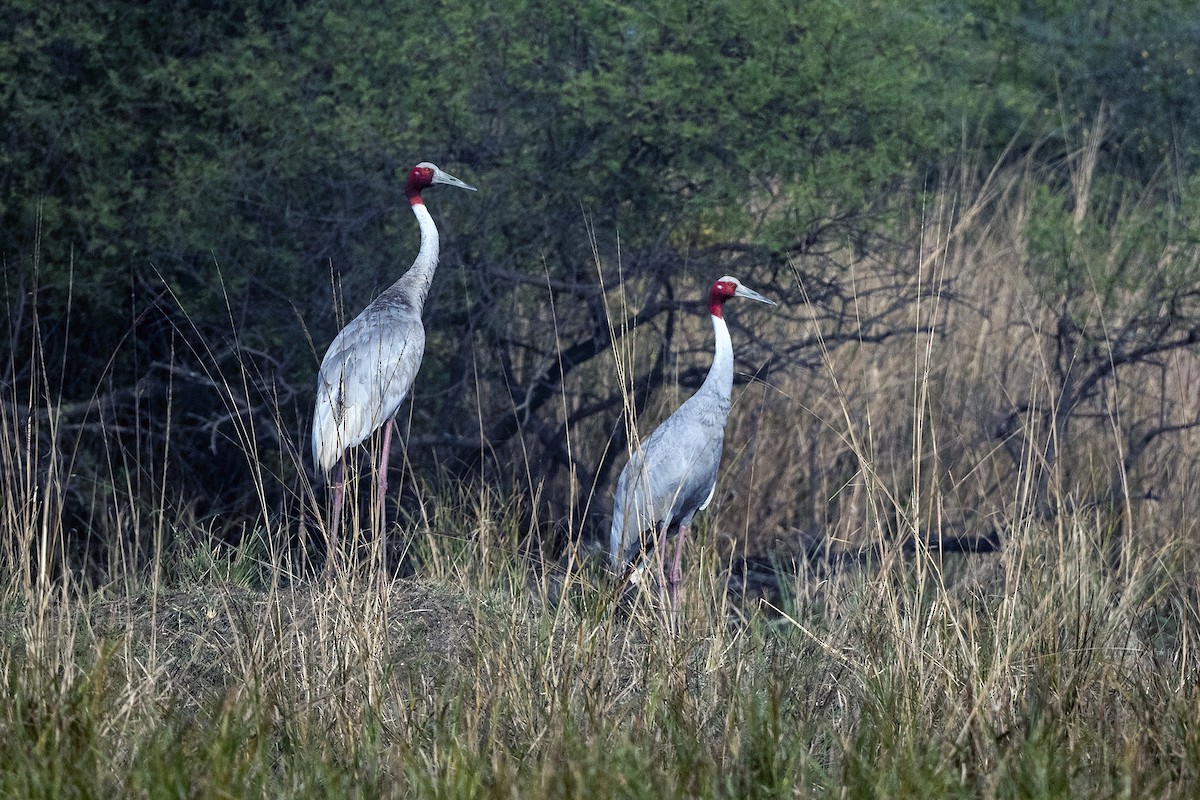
[312,162,476,539]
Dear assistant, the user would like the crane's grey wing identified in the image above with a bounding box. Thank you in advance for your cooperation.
[641,408,726,526]
[610,450,648,567]
[312,307,425,474]
[609,416,724,567]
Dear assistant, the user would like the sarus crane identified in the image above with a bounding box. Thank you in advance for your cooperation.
[312,161,476,537]
[609,276,775,614]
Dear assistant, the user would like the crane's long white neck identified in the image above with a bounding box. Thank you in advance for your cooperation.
[393,199,440,311]
[698,312,734,409]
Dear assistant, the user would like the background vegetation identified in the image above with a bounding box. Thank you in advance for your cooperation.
[6,0,1200,562]
[3,0,1200,794]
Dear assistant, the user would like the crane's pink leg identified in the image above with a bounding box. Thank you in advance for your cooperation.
[667,525,689,627]
[328,459,345,571]
[376,418,395,527]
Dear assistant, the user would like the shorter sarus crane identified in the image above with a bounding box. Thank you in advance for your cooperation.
[312,162,476,536]
[610,276,775,611]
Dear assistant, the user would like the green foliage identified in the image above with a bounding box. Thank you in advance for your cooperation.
[2,0,983,372]
[463,0,982,249]
[963,0,1200,173]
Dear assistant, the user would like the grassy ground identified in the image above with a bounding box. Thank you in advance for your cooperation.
[2,498,1197,798]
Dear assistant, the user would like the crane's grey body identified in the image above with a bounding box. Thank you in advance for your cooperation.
[312,202,437,475]
[609,316,732,566]
[609,277,774,576]
[312,162,475,538]
[312,277,428,473]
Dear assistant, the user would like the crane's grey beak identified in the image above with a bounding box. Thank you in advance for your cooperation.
[734,284,776,306]
[432,168,477,192]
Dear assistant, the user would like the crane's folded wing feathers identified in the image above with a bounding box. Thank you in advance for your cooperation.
[609,418,724,566]
[312,308,425,474]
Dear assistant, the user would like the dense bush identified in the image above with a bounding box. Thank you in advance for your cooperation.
[2,0,1197,567]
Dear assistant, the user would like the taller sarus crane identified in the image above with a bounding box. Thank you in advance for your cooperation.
[610,276,775,613]
[312,161,476,536]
